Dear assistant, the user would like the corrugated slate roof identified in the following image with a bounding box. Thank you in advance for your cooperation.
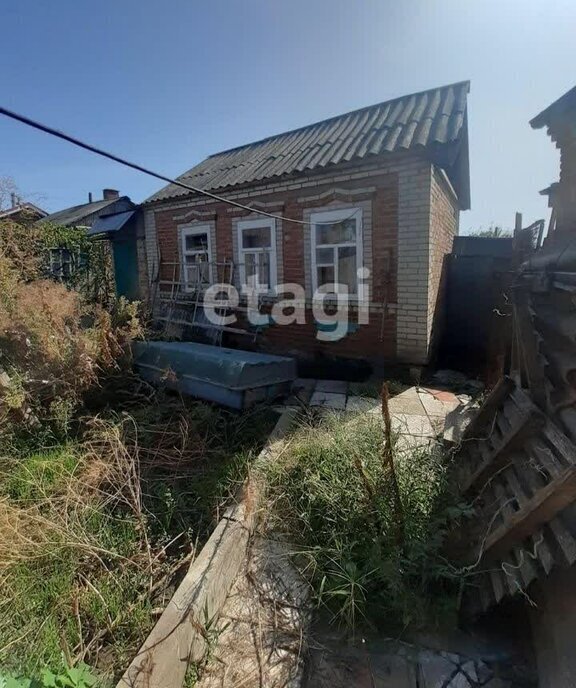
[146,81,470,206]
[41,197,125,227]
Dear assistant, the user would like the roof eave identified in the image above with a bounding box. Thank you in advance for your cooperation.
[530,85,576,130]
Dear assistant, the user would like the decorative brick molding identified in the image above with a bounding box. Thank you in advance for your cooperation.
[172,208,217,221]
[226,199,285,215]
[297,186,376,205]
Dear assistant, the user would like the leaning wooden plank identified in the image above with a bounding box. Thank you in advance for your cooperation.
[514,291,548,410]
[483,466,576,559]
[495,411,512,437]
[504,467,529,508]
[461,376,516,442]
[489,568,507,603]
[532,530,554,575]
[529,437,563,479]
[501,395,524,426]
[463,406,543,493]
[494,481,516,521]
[548,516,576,566]
[512,545,539,588]
[501,554,523,596]
[542,419,576,466]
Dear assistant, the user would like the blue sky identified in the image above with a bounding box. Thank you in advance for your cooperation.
[1,0,575,233]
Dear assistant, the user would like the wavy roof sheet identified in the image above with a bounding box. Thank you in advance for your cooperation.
[146,81,470,207]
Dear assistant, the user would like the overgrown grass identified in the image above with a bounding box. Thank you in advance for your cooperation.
[0,396,277,684]
[263,411,471,632]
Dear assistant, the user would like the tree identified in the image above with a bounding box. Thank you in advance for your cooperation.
[469,224,512,238]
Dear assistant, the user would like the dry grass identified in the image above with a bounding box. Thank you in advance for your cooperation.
[0,219,144,442]
[0,398,277,682]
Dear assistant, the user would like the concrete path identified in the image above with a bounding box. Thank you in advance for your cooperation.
[286,379,470,449]
[303,627,511,688]
[195,536,311,687]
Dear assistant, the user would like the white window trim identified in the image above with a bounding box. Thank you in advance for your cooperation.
[310,207,363,299]
[180,224,213,292]
[237,217,277,295]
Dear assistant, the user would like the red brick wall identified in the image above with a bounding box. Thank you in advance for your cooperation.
[151,171,400,366]
[428,166,459,354]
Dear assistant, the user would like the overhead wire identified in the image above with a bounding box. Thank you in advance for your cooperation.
[0,105,357,227]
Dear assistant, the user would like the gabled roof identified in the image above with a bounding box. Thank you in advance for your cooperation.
[146,81,471,209]
[41,197,130,227]
[531,84,576,130]
[0,202,47,220]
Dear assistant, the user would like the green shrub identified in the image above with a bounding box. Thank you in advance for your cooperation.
[0,662,97,687]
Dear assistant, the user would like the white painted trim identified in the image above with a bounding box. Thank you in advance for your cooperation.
[237,217,278,295]
[310,207,363,299]
[180,224,213,291]
[173,209,217,221]
[297,186,376,204]
[226,200,285,214]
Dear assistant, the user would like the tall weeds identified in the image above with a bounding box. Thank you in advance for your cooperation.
[0,398,277,680]
[0,228,142,445]
[263,411,468,631]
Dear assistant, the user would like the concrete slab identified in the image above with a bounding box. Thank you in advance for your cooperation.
[391,413,435,438]
[345,396,381,414]
[388,388,426,416]
[316,379,349,394]
[303,632,513,688]
[418,388,455,417]
[310,391,347,410]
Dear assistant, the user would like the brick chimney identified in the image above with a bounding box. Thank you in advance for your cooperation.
[103,188,120,200]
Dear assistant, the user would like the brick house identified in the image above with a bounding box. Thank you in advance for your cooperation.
[140,81,470,369]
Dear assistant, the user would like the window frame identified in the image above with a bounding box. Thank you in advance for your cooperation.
[237,217,277,294]
[180,224,213,292]
[310,207,363,298]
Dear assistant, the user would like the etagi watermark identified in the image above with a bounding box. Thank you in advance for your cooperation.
[199,267,371,341]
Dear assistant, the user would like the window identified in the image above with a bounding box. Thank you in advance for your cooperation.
[49,247,84,281]
[238,218,277,293]
[310,207,362,296]
[181,226,212,291]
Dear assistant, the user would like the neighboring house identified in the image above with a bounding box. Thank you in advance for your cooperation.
[0,194,47,223]
[531,84,576,244]
[42,188,134,229]
[142,81,471,368]
[41,189,141,299]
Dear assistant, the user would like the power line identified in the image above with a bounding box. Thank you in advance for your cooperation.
[0,106,349,227]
